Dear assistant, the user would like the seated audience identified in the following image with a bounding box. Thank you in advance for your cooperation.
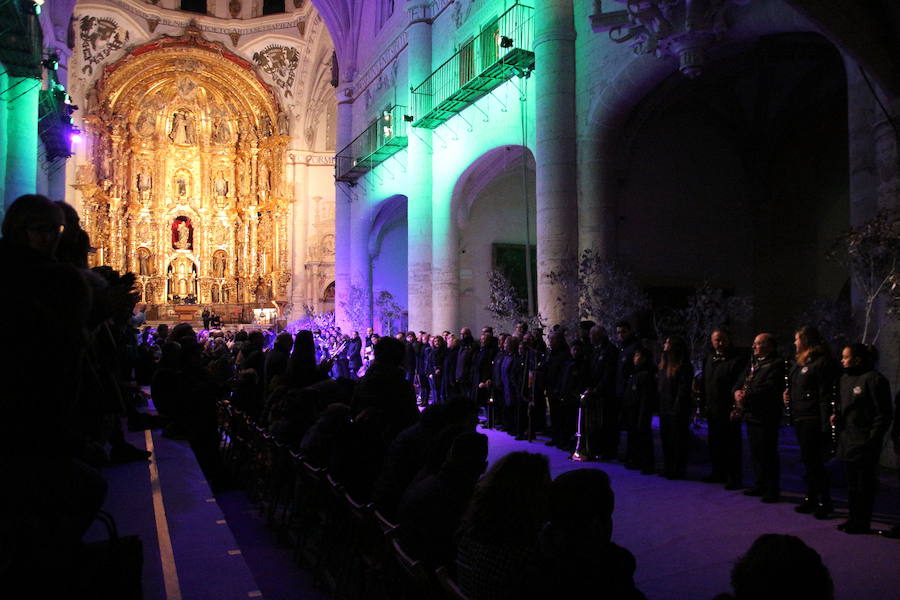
[456,451,551,600]
[714,533,833,600]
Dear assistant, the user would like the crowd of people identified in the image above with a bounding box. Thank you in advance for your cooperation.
[2,193,899,599]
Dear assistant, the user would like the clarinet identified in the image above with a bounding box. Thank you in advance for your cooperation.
[731,358,756,421]
[783,358,793,426]
[829,380,839,456]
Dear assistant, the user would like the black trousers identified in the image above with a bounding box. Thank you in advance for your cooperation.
[746,421,780,495]
[660,414,689,477]
[845,454,879,527]
[794,420,831,501]
[708,416,743,486]
[598,396,623,458]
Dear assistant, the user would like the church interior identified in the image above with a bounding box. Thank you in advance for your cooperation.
[1,0,899,598]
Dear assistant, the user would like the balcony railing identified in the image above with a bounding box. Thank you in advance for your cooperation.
[335,104,409,184]
[411,2,534,130]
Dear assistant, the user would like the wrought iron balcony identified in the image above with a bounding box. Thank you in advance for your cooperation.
[411,2,534,130]
[335,104,409,184]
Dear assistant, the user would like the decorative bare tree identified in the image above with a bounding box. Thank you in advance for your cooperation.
[547,249,649,333]
[485,270,544,332]
[375,290,403,336]
[827,208,899,343]
[679,282,754,363]
[340,284,370,332]
[795,298,853,353]
[286,304,335,333]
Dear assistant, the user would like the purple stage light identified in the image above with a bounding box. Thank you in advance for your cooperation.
[71,132,83,144]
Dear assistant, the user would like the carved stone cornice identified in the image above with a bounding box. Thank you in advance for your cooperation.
[591,0,752,78]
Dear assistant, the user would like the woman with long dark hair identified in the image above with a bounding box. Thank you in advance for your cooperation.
[658,336,692,479]
[784,325,837,519]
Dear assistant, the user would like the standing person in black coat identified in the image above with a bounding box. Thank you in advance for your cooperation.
[544,331,573,449]
[500,336,523,436]
[202,307,211,330]
[699,329,748,489]
[588,326,619,461]
[657,336,693,480]
[609,321,641,460]
[472,329,499,412]
[733,333,785,503]
[346,330,363,379]
[833,343,892,534]
[784,326,838,519]
[623,348,657,473]
[887,390,900,539]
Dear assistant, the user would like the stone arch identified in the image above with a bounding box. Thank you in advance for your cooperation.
[590,28,850,337]
[581,3,820,256]
[366,194,408,334]
[452,145,536,330]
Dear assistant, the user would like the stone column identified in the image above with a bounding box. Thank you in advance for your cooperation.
[431,185,459,333]
[349,189,372,329]
[407,0,434,332]
[533,0,578,328]
[4,76,39,209]
[334,85,354,329]
[290,155,309,310]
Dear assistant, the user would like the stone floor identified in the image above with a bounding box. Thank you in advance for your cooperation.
[89,418,900,599]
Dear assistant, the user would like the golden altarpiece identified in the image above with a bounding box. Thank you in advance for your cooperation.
[74,29,292,316]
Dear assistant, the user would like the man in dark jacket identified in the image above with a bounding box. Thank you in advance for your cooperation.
[733,333,784,503]
[699,329,748,489]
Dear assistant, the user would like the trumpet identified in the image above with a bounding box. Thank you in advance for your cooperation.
[570,390,596,462]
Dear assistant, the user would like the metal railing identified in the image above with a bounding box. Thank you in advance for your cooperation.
[335,104,409,183]
[411,2,533,128]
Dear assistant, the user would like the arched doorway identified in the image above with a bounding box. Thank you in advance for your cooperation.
[455,146,536,332]
[613,33,849,337]
[369,195,408,335]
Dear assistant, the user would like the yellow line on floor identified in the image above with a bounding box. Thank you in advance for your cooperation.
[146,430,183,600]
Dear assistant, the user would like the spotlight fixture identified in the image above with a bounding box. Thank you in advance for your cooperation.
[499,36,513,49]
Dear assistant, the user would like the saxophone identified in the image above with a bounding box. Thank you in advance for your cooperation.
[731,358,757,422]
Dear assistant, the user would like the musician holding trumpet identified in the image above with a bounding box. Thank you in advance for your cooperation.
[783,326,837,520]
[732,333,785,503]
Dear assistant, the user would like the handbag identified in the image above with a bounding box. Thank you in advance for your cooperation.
[76,509,144,599]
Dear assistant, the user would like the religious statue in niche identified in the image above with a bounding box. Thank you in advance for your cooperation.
[260,114,274,137]
[214,171,229,197]
[172,216,193,250]
[211,285,220,303]
[174,172,190,198]
[136,169,152,194]
[276,111,290,136]
[213,251,227,278]
[137,247,152,276]
[258,163,270,198]
[135,110,155,137]
[212,118,231,144]
[169,110,196,144]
